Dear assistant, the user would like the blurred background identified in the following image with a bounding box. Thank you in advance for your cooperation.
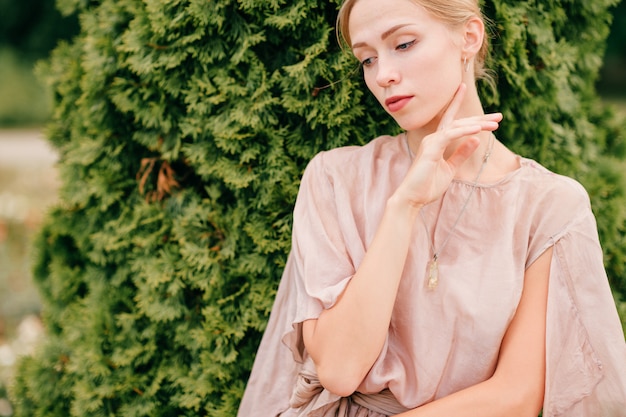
[0,0,624,415]
[599,2,626,112]
[0,1,78,413]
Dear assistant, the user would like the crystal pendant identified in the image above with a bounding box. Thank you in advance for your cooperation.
[426,258,439,290]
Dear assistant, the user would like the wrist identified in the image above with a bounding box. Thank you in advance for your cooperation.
[386,192,423,222]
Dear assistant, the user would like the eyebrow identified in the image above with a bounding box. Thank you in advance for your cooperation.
[351,24,413,49]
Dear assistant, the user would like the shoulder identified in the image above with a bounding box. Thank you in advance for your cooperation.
[303,134,404,184]
[516,158,593,241]
[497,158,597,266]
[517,158,590,207]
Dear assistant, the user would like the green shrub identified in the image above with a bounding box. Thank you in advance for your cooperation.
[10,0,625,415]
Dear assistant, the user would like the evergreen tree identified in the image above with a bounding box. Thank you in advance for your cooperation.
[10,0,625,415]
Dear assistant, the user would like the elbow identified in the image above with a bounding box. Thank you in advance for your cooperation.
[519,387,544,417]
[509,394,544,417]
[315,362,365,398]
[499,380,544,417]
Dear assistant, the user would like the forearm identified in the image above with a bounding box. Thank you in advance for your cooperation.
[397,375,540,417]
[398,248,551,417]
[304,195,421,396]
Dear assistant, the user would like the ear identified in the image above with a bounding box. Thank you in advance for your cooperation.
[462,16,484,57]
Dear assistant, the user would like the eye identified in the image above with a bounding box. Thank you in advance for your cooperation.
[396,40,416,51]
[361,57,376,67]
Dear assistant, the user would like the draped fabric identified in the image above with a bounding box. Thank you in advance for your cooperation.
[237,134,626,417]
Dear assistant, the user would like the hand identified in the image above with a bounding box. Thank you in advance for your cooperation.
[394,83,502,209]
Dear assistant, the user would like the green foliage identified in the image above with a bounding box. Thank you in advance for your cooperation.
[9,0,626,415]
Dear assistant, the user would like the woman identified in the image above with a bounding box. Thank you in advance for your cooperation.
[237,0,626,415]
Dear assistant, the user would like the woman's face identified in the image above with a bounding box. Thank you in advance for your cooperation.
[348,0,465,131]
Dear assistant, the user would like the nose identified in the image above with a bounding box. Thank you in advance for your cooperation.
[375,56,401,87]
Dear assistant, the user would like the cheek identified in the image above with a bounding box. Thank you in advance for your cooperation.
[363,70,384,101]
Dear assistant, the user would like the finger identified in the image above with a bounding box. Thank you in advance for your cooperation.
[418,124,481,160]
[437,83,467,131]
[448,112,503,129]
[446,136,481,171]
[419,116,500,159]
[447,120,500,134]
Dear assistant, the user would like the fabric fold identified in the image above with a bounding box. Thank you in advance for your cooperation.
[289,357,410,417]
[543,215,626,416]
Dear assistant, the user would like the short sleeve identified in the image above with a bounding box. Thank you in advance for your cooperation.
[290,152,357,322]
[237,152,361,417]
[543,209,626,416]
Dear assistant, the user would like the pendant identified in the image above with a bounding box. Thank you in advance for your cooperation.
[426,258,439,290]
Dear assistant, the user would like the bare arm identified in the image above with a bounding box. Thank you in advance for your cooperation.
[397,247,552,417]
[302,84,502,396]
[302,195,420,396]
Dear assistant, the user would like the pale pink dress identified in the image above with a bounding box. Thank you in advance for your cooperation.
[237,134,626,417]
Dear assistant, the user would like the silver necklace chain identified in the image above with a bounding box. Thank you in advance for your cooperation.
[404,131,495,289]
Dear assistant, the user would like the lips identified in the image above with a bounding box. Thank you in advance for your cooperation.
[385,95,413,112]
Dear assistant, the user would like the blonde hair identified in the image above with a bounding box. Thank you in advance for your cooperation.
[336,0,493,83]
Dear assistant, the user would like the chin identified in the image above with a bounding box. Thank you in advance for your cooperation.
[393,115,439,133]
